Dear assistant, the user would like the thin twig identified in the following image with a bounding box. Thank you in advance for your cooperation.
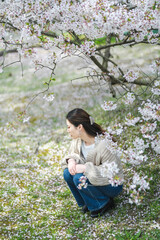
[3,61,21,68]
[25,79,52,112]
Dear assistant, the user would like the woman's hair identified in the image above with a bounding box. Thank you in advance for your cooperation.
[66,108,104,137]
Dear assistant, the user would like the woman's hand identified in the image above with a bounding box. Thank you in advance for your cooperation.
[68,158,76,175]
[76,164,86,173]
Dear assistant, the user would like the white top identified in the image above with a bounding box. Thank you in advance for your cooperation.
[81,141,95,159]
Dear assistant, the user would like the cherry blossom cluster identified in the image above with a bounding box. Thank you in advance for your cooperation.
[107,124,123,136]
[101,101,117,111]
[140,122,157,134]
[150,58,160,74]
[130,172,150,192]
[125,113,140,126]
[43,94,55,102]
[122,93,136,105]
[128,173,150,205]
[77,176,88,190]
[101,161,124,187]
[151,134,160,154]
[138,100,160,121]
[124,70,139,83]
[122,148,148,165]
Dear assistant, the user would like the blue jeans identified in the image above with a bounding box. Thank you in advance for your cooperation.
[63,168,123,211]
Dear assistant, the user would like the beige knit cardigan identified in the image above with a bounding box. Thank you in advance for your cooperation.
[61,138,124,186]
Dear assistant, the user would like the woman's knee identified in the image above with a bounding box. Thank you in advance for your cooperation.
[98,184,123,198]
[63,168,71,182]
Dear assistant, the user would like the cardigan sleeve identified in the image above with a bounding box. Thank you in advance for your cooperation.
[61,139,85,170]
[84,142,124,186]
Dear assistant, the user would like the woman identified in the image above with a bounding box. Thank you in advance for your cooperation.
[61,108,123,218]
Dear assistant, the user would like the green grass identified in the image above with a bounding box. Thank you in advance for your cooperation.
[0,66,49,93]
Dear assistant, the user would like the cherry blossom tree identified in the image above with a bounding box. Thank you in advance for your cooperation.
[0,0,159,90]
[0,0,160,204]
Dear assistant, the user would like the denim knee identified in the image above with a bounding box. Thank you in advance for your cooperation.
[73,173,83,186]
[63,168,71,183]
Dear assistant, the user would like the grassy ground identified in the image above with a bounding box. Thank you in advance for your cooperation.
[0,44,160,239]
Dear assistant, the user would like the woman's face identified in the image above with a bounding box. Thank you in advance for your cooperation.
[66,119,80,139]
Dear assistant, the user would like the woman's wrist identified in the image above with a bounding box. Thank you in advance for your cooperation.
[67,158,76,164]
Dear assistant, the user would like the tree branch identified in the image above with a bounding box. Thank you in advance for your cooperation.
[0,20,20,31]
[41,31,58,38]
[90,56,109,74]
[96,51,124,76]
[0,49,17,57]
[95,39,151,51]
[0,45,42,57]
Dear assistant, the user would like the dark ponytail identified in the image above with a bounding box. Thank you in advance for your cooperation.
[66,108,104,137]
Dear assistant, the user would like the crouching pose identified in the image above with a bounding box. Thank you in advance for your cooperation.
[61,108,123,218]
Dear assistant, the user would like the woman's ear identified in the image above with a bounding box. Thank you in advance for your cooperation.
[78,124,83,131]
